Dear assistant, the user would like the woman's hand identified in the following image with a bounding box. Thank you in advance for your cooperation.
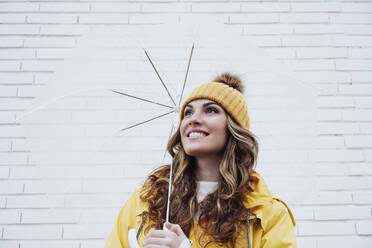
[143,222,188,248]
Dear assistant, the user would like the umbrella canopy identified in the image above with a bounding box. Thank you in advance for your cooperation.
[17,22,317,240]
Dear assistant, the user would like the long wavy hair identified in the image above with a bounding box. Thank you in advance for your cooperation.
[140,112,259,247]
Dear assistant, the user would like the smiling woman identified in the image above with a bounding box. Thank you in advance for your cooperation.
[104,73,297,248]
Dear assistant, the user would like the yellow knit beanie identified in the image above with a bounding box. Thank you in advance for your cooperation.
[179,74,250,130]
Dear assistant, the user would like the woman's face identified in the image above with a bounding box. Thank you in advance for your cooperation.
[180,99,228,159]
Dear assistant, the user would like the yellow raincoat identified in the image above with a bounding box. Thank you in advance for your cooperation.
[104,171,297,248]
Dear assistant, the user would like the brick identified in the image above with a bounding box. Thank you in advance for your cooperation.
[0,3,39,12]
[0,86,17,96]
[80,240,106,248]
[0,112,17,124]
[316,122,359,134]
[81,208,119,223]
[290,207,314,220]
[65,194,128,208]
[299,191,352,205]
[366,150,372,162]
[0,61,21,72]
[91,3,141,12]
[349,48,372,59]
[345,135,372,148]
[261,47,296,58]
[0,166,9,178]
[317,236,372,248]
[27,14,78,24]
[241,36,281,47]
[0,14,26,23]
[342,24,372,35]
[282,35,332,46]
[229,14,279,23]
[316,150,364,162]
[356,97,372,108]
[192,3,240,12]
[39,25,89,35]
[341,3,372,13]
[296,237,316,248]
[284,59,334,71]
[19,240,80,248]
[0,48,35,59]
[24,180,82,194]
[330,13,372,24]
[24,37,76,48]
[336,60,372,71]
[315,136,344,149]
[360,123,372,134]
[66,165,124,179]
[317,176,368,190]
[21,60,64,72]
[280,13,329,23]
[3,225,62,239]
[179,14,228,24]
[0,73,33,85]
[129,14,178,24]
[79,14,129,24]
[333,36,372,47]
[0,37,23,47]
[0,180,23,193]
[315,206,371,220]
[291,2,341,12]
[241,3,290,12]
[0,241,19,248]
[298,221,354,235]
[0,24,39,35]
[21,209,80,224]
[0,209,20,223]
[83,179,139,193]
[352,72,372,82]
[356,221,372,235]
[39,3,89,12]
[142,3,190,12]
[63,224,110,239]
[314,83,338,95]
[293,24,342,34]
[317,96,354,108]
[317,110,343,121]
[315,163,348,175]
[296,47,348,59]
[0,152,27,165]
[348,163,372,175]
[0,98,33,110]
[6,195,64,208]
[340,84,372,95]
[353,191,372,204]
[343,110,372,121]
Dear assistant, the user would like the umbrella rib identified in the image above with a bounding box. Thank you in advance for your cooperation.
[178,43,194,107]
[143,48,177,107]
[111,90,173,109]
[119,110,175,132]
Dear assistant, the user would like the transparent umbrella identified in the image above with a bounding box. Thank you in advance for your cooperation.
[16,22,317,246]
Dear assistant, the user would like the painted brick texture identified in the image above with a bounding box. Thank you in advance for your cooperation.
[0,1,371,248]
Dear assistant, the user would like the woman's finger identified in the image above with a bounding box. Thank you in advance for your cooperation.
[165,223,184,237]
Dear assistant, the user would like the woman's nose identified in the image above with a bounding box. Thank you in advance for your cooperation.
[188,109,202,125]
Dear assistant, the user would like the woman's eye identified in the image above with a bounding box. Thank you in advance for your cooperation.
[184,109,192,116]
[207,107,218,113]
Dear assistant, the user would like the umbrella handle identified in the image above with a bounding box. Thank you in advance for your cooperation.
[128,229,140,248]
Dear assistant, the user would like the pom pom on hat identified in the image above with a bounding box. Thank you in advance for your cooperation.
[213,72,244,93]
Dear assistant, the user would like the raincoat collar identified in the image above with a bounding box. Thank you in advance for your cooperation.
[245,171,296,226]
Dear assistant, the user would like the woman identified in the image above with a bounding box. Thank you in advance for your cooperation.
[105,73,297,248]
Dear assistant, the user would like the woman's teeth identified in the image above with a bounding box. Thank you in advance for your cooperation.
[189,132,206,138]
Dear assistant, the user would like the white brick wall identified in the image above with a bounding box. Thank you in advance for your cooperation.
[0,1,371,248]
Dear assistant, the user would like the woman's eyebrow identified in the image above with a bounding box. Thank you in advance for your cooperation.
[185,102,219,109]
